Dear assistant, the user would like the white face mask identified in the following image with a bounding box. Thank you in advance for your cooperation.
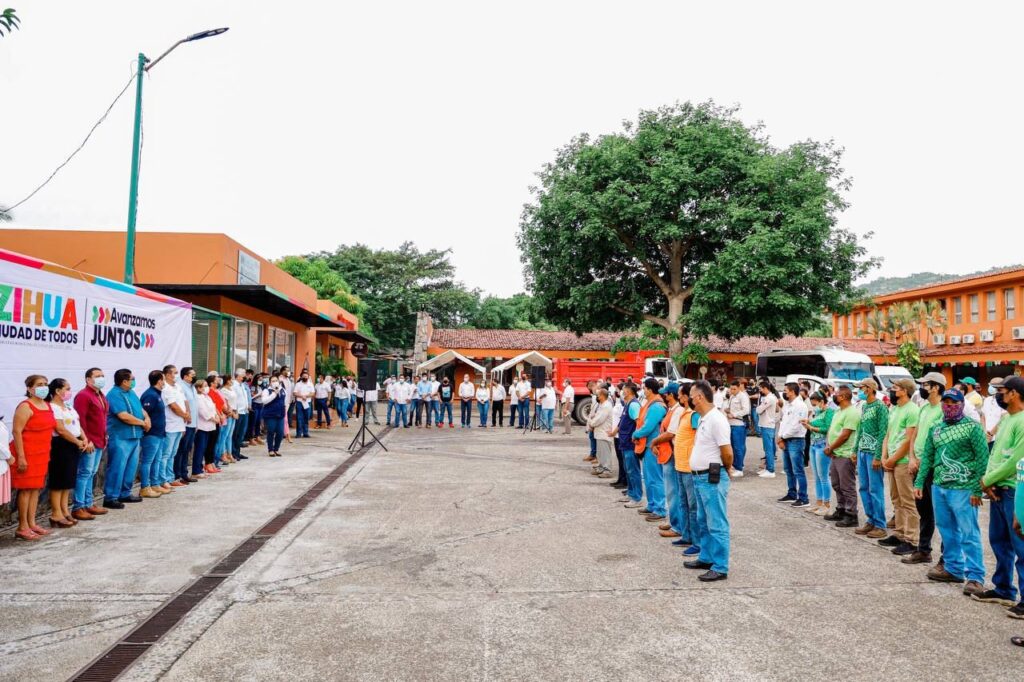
[271,381,280,389]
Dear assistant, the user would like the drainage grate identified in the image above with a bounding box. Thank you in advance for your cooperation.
[70,643,151,682]
[70,427,390,681]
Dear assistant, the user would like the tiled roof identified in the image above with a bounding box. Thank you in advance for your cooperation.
[870,265,1024,300]
[921,342,1024,358]
[430,328,896,356]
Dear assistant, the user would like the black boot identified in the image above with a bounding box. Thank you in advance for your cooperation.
[836,511,859,528]
[823,507,844,521]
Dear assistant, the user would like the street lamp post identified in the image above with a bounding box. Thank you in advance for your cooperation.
[123,28,229,284]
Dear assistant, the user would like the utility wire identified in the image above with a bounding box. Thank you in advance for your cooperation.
[2,69,139,213]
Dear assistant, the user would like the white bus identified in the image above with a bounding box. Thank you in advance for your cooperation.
[756,347,875,391]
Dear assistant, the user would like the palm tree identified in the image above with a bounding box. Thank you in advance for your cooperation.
[0,9,19,37]
[914,298,949,342]
[860,307,893,362]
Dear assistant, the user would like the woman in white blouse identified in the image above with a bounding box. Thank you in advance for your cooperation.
[46,378,92,528]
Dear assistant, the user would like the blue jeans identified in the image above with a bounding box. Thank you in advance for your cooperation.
[663,457,683,533]
[751,408,760,436]
[73,446,103,510]
[810,440,831,502]
[394,403,409,427]
[296,403,310,436]
[760,428,776,473]
[161,431,183,484]
[315,398,331,426]
[478,402,490,426]
[140,435,163,488]
[640,448,665,516]
[730,425,747,471]
[694,471,731,574]
[933,485,985,582]
[338,398,350,424]
[519,399,530,427]
[989,487,1024,600]
[677,471,699,548]
[438,401,453,425]
[857,450,886,528]
[192,429,210,473]
[175,428,195,481]
[264,417,284,452]
[386,399,394,425]
[541,407,554,431]
[623,447,644,502]
[783,438,808,503]
[588,430,597,457]
[216,417,235,463]
[232,413,248,456]
[459,400,471,427]
[103,436,140,502]
[432,400,441,425]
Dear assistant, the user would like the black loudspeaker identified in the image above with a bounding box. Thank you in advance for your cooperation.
[530,365,546,390]
[357,359,378,390]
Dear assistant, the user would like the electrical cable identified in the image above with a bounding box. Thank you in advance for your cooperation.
[1,67,140,213]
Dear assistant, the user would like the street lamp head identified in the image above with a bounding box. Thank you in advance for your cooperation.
[185,27,229,42]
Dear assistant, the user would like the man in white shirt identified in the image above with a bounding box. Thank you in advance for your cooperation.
[391,377,411,428]
[517,376,533,428]
[539,380,558,433]
[458,374,475,428]
[686,380,734,582]
[713,381,728,411]
[723,380,751,478]
[981,377,1007,445]
[490,380,507,427]
[429,374,441,427]
[161,365,190,486]
[292,371,314,438]
[231,369,251,460]
[509,379,520,428]
[561,379,576,435]
[314,375,332,429]
[365,382,381,425]
[775,381,810,507]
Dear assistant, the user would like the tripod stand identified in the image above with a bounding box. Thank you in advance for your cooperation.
[348,402,388,452]
[521,389,543,434]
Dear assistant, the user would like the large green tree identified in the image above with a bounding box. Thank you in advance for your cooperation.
[518,101,874,355]
[276,255,371,334]
[306,242,480,350]
[469,293,556,330]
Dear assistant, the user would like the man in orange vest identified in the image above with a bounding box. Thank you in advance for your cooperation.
[633,378,668,522]
[651,383,685,538]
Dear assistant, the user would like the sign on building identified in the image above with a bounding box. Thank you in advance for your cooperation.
[0,249,193,419]
[237,250,261,285]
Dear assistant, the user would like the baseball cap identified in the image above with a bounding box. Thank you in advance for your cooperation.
[856,378,878,391]
[941,388,965,403]
[916,371,947,388]
[659,382,680,396]
[1004,376,1024,396]
[989,377,1005,387]
[894,378,917,393]
[961,377,978,386]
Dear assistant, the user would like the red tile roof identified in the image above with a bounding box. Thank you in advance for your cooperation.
[430,328,896,356]
[870,265,1024,301]
[921,342,1024,358]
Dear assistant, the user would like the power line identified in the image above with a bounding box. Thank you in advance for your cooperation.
[2,68,140,213]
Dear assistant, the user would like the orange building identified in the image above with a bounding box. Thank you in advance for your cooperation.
[0,229,371,376]
[833,266,1024,385]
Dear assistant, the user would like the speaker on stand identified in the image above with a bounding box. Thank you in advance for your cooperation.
[349,358,388,452]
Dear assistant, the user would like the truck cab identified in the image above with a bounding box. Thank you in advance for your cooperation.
[555,354,682,424]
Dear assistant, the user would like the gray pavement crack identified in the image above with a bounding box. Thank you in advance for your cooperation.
[0,609,150,656]
[0,592,168,603]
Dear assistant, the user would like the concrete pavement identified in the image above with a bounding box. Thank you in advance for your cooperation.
[1,423,1022,681]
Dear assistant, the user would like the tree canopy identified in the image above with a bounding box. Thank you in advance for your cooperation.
[518,101,875,354]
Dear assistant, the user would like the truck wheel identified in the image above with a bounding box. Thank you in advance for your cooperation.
[573,397,592,425]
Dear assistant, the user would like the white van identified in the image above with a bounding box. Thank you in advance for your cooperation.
[874,365,915,391]
[756,347,875,392]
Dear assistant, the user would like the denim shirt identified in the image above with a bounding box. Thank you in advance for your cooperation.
[106,386,144,441]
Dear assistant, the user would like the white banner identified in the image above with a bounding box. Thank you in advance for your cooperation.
[0,249,193,421]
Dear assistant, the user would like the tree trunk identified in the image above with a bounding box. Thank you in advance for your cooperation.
[666,294,685,357]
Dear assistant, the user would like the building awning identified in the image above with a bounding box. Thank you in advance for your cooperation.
[417,350,486,374]
[139,284,347,329]
[490,351,552,376]
[316,328,375,345]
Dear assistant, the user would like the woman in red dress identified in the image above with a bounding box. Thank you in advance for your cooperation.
[11,375,57,541]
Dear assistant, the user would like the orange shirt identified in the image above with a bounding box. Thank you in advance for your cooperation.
[673,407,697,473]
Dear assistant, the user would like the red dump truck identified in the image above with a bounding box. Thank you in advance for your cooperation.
[550,352,683,423]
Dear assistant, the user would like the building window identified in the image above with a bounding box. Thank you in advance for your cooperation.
[969,294,979,323]
[1006,288,1017,321]
[953,297,962,325]
[986,291,997,322]
[845,315,851,337]
[233,318,263,372]
[853,313,860,334]
[268,327,295,372]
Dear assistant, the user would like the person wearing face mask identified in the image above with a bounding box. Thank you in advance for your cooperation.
[476,381,491,428]
[174,367,199,485]
[105,369,149,508]
[139,370,169,498]
[10,375,57,540]
[46,378,92,528]
[539,380,558,433]
[71,368,111,521]
[258,374,287,456]
[913,388,989,594]
[560,379,575,435]
[903,372,947,565]
[161,365,190,488]
[977,376,1024,614]
[191,379,219,475]
[823,386,861,528]
[490,379,506,428]
[337,378,351,427]
[392,376,411,428]
[879,379,921,556]
[981,377,1008,451]
[459,374,475,428]
[231,369,251,461]
[292,372,313,438]
[801,392,835,516]
[247,373,267,445]
[853,379,889,539]
[438,376,454,427]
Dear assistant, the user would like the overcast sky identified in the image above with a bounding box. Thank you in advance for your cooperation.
[2,1,1021,297]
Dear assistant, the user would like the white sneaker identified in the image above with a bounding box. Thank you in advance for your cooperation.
[757,471,776,478]
[729,469,744,478]
[624,500,644,508]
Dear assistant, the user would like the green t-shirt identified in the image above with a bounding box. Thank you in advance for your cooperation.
[914,417,989,495]
[827,405,861,458]
[913,402,943,458]
[886,400,921,466]
[984,410,1024,489]
[855,399,889,459]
